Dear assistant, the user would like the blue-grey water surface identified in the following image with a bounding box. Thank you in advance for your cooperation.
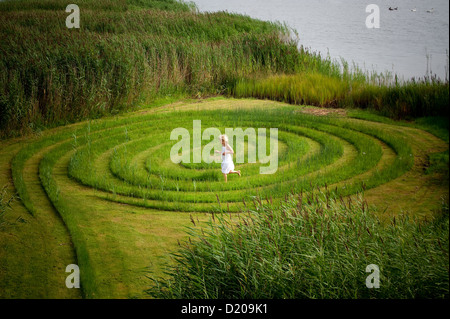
[193,0,449,81]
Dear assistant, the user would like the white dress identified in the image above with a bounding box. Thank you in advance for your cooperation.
[221,146,235,174]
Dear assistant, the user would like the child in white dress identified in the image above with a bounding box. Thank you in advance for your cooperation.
[215,134,241,183]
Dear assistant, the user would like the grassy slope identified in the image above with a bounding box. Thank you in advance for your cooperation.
[2,0,446,140]
[0,0,301,138]
[1,98,448,298]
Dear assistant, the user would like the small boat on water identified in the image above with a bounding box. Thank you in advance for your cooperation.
[389,7,398,11]
[426,8,434,13]
[411,8,417,12]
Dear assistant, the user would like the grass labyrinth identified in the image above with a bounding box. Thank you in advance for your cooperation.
[4,98,448,298]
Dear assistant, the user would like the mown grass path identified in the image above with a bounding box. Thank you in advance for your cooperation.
[1,98,448,298]
[363,123,448,217]
[0,139,81,298]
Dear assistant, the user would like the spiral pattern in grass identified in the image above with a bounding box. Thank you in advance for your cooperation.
[6,98,447,298]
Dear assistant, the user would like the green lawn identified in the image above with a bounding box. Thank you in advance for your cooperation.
[0,98,448,298]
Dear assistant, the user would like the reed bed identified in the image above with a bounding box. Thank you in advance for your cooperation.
[148,190,449,299]
[0,0,300,138]
[232,71,449,120]
[2,0,447,139]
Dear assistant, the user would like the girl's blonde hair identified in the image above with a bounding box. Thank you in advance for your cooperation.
[219,134,229,144]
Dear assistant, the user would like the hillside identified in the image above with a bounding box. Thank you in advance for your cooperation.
[0,0,301,137]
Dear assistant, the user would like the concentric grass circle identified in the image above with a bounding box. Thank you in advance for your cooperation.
[14,99,417,215]
[9,98,447,298]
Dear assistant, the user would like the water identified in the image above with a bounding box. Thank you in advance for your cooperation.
[192,0,449,81]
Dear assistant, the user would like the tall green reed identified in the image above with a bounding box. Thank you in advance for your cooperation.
[148,190,449,299]
[0,0,300,138]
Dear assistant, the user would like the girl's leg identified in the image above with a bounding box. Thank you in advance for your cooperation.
[223,173,228,183]
[229,170,241,177]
